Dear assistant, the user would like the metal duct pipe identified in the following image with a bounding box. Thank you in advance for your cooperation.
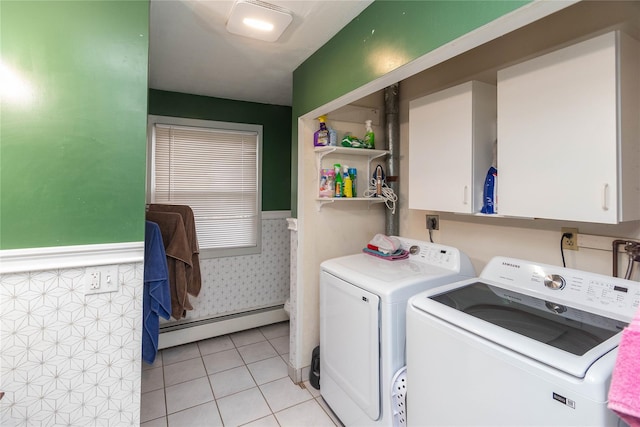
[384,83,400,237]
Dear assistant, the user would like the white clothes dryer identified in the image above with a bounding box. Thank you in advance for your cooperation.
[406,256,640,427]
[320,237,475,426]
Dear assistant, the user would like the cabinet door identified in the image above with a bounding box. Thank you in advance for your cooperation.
[497,32,626,223]
[409,81,495,213]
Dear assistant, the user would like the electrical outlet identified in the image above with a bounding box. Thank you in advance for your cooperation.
[85,266,119,295]
[426,215,439,230]
[88,271,101,290]
[561,227,579,251]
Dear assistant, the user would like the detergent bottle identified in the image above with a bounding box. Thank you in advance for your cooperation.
[334,164,343,197]
[348,168,357,197]
[364,120,375,149]
[314,115,329,147]
[343,166,353,198]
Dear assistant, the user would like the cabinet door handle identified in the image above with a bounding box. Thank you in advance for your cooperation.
[602,183,609,211]
[463,185,469,205]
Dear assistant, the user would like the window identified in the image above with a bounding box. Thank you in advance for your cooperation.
[148,115,262,258]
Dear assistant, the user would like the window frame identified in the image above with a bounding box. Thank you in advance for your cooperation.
[147,115,263,259]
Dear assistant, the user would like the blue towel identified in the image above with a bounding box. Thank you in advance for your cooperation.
[142,220,172,364]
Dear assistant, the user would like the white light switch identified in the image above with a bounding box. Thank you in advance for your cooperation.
[85,266,119,295]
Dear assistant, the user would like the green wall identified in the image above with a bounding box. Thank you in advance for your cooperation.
[290,0,531,216]
[148,89,292,212]
[1,1,149,250]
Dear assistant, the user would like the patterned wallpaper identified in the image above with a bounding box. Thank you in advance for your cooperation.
[0,263,143,426]
[162,217,290,325]
[287,218,298,376]
[0,216,290,426]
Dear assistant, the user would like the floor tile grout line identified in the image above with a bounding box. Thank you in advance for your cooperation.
[163,380,216,418]
[229,329,268,348]
[160,355,225,421]
[201,351,225,426]
[142,354,287,405]
[141,323,295,426]
[261,392,317,418]
[162,357,208,389]
[143,382,325,424]
[237,341,279,365]
[223,340,287,425]
[238,413,282,427]
[161,354,201,367]
[162,350,168,423]
[247,369,318,427]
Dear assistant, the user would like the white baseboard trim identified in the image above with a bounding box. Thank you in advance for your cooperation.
[0,242,144,274]
[287,363,311,385]
[158,307,289,349]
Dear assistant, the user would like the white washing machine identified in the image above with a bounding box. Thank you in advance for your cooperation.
[320,237,475,426]
[406,256,640,427]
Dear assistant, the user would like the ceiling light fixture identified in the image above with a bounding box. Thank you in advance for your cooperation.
[243,18,274,32]
[226,0,293,43]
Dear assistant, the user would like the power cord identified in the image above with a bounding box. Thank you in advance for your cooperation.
[363,177,398,214]
[560,232,573,267]
[426,217,437,243]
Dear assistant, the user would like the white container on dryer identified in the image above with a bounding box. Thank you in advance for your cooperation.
[319,237,475,426]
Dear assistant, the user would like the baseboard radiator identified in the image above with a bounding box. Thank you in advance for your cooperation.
[158,305,288,349]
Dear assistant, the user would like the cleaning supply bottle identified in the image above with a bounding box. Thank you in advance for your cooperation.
[328,125,337,146]
[348,168,357,197]
[319,168,335,198]
[334,163,343,197]
[343,166,353,198]
[364,120,375,149]
[314,115,329,147]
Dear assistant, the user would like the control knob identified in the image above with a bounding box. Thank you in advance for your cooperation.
[544,274,566,290]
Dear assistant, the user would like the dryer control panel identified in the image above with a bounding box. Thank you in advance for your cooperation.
[397,237,467,272]
[481,256,640,322]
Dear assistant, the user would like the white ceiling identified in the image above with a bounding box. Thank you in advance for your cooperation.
[149,0,374,106]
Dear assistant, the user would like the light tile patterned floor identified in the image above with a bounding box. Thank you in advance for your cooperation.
[140,321,341,427]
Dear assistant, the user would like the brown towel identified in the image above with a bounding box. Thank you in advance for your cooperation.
[145,211,193,320]
[148,204,201,297]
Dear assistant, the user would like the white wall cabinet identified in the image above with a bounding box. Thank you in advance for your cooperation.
[408,81,497,213]
[497,31,640,224]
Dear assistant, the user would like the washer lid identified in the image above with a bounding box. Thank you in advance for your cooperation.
[321,253,469,302]
[410,279,628,378]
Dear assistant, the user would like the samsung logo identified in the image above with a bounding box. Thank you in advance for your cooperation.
[553,392,575,409]
[502,262,521,269]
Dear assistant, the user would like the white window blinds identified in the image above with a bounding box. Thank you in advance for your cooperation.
[152,122,260,253]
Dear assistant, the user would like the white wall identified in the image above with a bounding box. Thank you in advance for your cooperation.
[294,116,386,374]
[401,203,640,281]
